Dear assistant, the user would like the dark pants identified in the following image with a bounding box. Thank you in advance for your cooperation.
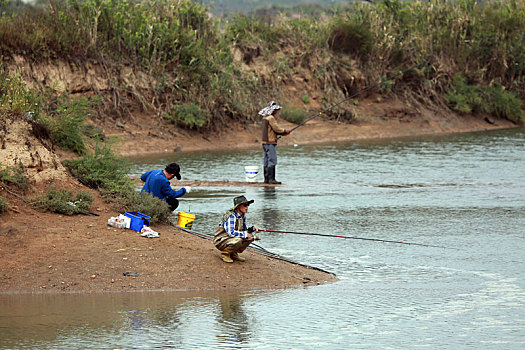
[166,197,179,212]
[263,144,278,167]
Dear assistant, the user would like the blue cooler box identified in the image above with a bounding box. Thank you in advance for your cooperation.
[125,211,151,232]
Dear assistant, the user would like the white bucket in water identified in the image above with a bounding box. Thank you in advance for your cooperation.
[244,165,259,182]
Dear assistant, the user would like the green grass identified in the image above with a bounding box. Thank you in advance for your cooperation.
[0,71,40,120]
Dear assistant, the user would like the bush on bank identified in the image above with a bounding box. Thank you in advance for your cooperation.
[0,162,33,194]
[64,144,172,223]
[447,74,523,123]
[33,188,94,215]
[0,195,8,215]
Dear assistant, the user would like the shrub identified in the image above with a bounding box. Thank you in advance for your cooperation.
[328,17,374,59]
[0,196,8,215]
[64,144,172,224]
[0,71,40,119]
[164,103,208,129]
[50,96,95,155]
[119,191,172,225]
[481,86,524,124]
[64,144,132,194]
[0,162,32,194]
[301,96,311,104]
[280,106,308,125]
[34,188,94,215]
[81,123,106,141]
[446,75,482,114]
[446,74,524,123]
[227,14,285,50]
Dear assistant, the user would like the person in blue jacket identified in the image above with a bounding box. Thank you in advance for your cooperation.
[140,162,191,211]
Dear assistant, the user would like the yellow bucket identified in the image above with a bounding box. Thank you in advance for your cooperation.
[177,211,195,229]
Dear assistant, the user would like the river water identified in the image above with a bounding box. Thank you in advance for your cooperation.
[1,129,524,349]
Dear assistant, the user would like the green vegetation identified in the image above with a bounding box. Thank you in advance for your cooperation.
[64,144,133,196]
[48,96,95,155]
[447,74,523,124]
[2,0,523,127]
[165,103,209,129]
[0,69,99,154]
[0,71,40,119]
[34,188,94,215]
[1,0,256,128]
[280,105,308,124]
[202,0,351,17]
[64,145,171,223]
[301,95,310,105]
[0,163,32,194]
[224,0,524,123]
[329,17,374,60]
[120,191,173,225]
[0,196,8,215]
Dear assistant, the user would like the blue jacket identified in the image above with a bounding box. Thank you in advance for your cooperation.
[140,170,186,201]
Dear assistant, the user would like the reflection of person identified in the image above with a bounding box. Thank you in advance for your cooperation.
[261,187,279,230]
[140,162,190,211]
[259,101,291,184]
[213,195,260,263]
[217,295,251,343]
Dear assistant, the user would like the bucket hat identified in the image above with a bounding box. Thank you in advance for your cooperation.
[233,195,254,208]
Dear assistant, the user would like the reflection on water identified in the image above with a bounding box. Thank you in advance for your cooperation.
[0,290,268,349]
[216,294,251,345]
[261,187,281,231]
[2,129,525,349]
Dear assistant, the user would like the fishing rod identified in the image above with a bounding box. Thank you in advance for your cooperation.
[289,61,426,133]
[260,229,450,249]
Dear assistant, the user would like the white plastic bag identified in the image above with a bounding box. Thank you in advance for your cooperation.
[140,226,159,238]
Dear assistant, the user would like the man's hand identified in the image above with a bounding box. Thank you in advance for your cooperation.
[248,226,261,240]
[284,130,291,135]
[183,186,191,193]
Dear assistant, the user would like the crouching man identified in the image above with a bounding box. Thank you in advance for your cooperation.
[140,162,190,212]
[213,195,260,263]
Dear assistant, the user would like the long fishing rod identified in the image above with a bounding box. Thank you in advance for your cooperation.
[289,61,426,133]
[260,229,450,249]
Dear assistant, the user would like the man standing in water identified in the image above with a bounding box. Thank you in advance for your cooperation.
[214,195,260,263]
[259,101,291,184]
[140,162,190,211]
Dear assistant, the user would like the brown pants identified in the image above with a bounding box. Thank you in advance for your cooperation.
[214,236,254,254]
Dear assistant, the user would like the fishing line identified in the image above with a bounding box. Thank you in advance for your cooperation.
[260,229,451,249]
